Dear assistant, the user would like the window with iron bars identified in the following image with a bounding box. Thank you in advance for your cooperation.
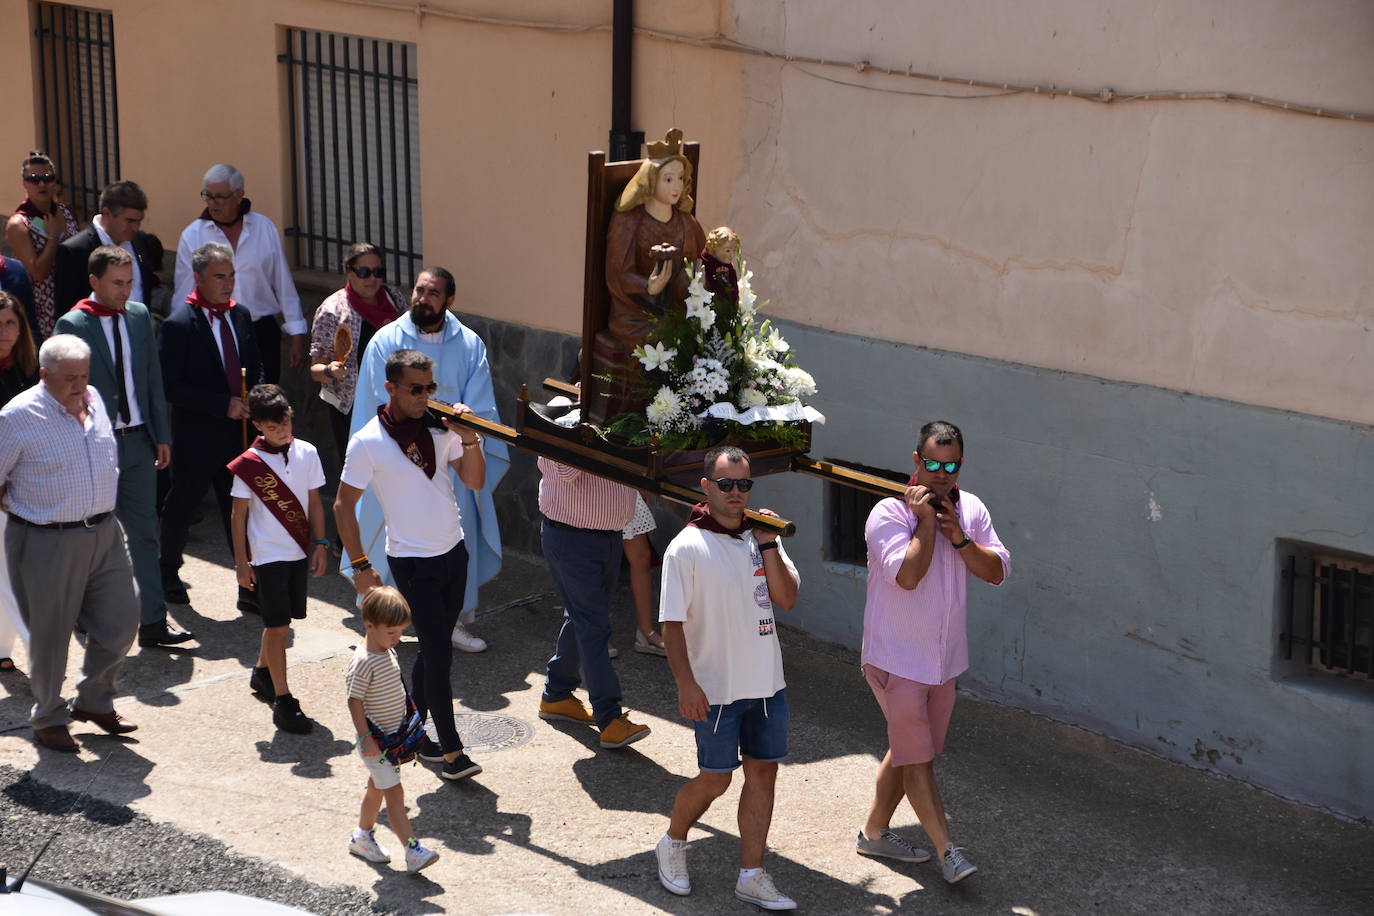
[280,28,422,284]
[1279,543,1374,684]
[826,460,909,565]
[31,1,119,222]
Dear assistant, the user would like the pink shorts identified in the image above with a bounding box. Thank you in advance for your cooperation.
[862,665,956,766]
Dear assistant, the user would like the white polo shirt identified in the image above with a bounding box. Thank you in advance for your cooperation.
[229,439,325,565]
[341,416,466,558]
[659,526,797,706]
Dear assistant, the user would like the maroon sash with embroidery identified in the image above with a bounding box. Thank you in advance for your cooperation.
[226,450,311,554]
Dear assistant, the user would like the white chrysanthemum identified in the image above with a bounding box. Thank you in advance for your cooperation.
[738,387,769,410]
[646,386,682,425]
[780,366,817,397]
[636,341,677,373]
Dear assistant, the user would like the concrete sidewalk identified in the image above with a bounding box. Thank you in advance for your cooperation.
[1,518,1370,915]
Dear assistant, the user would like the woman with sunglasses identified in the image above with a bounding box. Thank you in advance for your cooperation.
[0,291,37,672]
[5,152,80,339]
[310,242,407,462]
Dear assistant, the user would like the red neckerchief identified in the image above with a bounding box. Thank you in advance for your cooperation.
[687,502,753,539]
[15,197,46,219]
[0,352,15,371]
[72,297,123,318]
[345,283,402,331]
[186,288,235,313]
[377,404,435,479]
[198,197,252,228]
[251,435,291,467]
[225,447,311,554]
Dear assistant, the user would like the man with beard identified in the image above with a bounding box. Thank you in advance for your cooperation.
[855,420,1010,884]
[346,268,508,653]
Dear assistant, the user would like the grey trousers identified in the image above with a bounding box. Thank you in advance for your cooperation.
[5,514,139,728]
[116,429,165,624]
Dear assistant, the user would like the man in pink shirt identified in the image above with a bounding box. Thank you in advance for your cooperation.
[856,420,1010,884]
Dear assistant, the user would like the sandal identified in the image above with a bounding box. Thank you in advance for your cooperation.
[0,658,15,673]
[633,630,668,657]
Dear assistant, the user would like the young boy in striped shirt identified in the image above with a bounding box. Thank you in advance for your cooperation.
[345,586,440,872]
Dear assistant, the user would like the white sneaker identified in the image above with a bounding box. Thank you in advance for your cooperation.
[655,834,690,895]
[450,622,487,653]
[404,837,440,872]
[347,827,390,863]
[735,869,796,910]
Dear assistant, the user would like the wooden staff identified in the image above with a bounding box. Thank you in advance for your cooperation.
[240,367,248,449]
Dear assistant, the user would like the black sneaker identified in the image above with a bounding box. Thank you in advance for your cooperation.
[416,737,446,764]
[272,695,314,735]
[441,754,482,781]
[249,666,274,702]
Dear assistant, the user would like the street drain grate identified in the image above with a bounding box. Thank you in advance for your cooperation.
[428,713,535,754]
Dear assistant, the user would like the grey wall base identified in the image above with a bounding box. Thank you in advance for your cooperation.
[456,310,1373,821]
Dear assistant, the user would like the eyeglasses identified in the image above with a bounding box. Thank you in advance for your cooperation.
[710,477,754,492]
[23,173,57,184]
[404,383,438,396]
[199,190,240,202]
[351,265,385,279]
[919,457,962,474]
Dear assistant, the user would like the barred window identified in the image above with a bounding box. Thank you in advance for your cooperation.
[281,28,421,282]
[827,460,909,565]
[1280,544,1374,682]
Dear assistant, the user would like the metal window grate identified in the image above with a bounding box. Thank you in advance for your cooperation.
[1281,552,1374,679]
[827,459,909,564]
[32,1,119,222]
[280,28,421,282]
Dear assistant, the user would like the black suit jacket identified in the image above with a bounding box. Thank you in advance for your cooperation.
[53,225,163,316]
[159,299,264,437]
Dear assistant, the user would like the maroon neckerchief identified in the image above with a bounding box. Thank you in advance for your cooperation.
[0,352,14,371]
[905,477,961,510]
[15,197,46,219]
[186,288,235,313]
[345,283,402,331]
[226,446,311,554]
[700,252,739,305]
[199,197,252,228]
[377,404,436,478]
[687,502,753,539]
[250,434,291,467]
[72,297,123,319]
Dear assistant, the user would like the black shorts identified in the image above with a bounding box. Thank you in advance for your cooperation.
[254,558,308,628]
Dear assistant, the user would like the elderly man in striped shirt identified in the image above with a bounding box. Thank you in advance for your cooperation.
[0,334,140,752]
[856,420,1010,884]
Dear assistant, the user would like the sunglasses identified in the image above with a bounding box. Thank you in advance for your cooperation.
[351,265,385,279]
[404,383,438,396]
[199,189,240,202]
[23,173,57,184]
[919,457,962,474]
[710,477,755,493]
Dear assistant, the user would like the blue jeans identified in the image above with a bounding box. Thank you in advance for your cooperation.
[541,520,623,728]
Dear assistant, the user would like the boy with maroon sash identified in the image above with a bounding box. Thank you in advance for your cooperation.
[230,384,327,734]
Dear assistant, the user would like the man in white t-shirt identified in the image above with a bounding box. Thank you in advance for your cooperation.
[654,446,800,912]
[335,349,487,784]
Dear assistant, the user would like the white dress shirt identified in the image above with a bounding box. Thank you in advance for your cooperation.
[92,215,145,305]
[172,211,305,334]
[92,294,145,429]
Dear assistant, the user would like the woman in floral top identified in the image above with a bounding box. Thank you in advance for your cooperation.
[5,152,80,339]
[310,242,407,461]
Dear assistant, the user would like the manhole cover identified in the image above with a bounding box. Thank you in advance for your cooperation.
[427,713,534,754]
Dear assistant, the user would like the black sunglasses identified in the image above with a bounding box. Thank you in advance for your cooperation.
[351,265,385,279]
[710,477,754,492]
[23,173,57,184]
[919,457,962,474]
[404,383,438,396]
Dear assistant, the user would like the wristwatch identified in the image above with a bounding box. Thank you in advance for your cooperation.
[758,541,779,553]
[952,536,971,550]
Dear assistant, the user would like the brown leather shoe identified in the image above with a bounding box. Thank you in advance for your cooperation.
[33,725,78,752]
[71,707,138,735]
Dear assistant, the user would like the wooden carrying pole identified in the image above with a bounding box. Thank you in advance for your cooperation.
[427,399,797,538]
[240,368,248,448]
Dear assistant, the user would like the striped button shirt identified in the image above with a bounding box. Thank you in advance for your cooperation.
[0,383,118,525]
[861,491,1011,685]
[345,646,408,733]
[537,457,636,531]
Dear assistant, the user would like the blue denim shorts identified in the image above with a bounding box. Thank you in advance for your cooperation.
[694,689,789,772]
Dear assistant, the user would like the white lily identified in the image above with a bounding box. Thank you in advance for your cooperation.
[636,341,678,373]
[765,327,790,354]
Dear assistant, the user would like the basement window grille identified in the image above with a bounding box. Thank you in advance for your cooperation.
[1280,546,1374,681]
[826,460,909,565]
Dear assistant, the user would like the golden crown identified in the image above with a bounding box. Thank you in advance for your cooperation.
[646,128,685,159]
